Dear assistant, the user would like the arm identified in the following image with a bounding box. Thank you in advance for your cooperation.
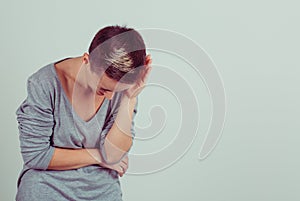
[17,77,127,174]
[47,148,99,170]
[100,55,152,164]
[48,147,128,176]
[16,77,55,170]
[17,82,101,170]
[47,147,128,176]
[16,78,99,170]
[101,96,137,164]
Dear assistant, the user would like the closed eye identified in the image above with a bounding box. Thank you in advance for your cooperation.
[100,87,112,92]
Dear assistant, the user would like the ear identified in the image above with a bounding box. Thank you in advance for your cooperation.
[82,52,90,64]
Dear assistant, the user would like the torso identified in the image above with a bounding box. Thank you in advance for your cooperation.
[16,60,123,200]
[54,58,105,122]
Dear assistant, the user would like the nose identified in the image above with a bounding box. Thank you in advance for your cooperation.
[105,91,115,100]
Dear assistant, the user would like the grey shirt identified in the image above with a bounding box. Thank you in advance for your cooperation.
[15,59,138,201]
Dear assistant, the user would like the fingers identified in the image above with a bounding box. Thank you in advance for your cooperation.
[140,55,152,83]
[118,155,129,177]
[125,55,152,98]
[140,59,151,79]
[115,165,124,177]
[136,54,152,83]
[117,163,128,177]
[122,155,129,165]
[115,155,129,177]
[118,170,123,177]
[145,54,152,65]
[142,65,152,83]
[121,162,128,173]
[121,155,129,172]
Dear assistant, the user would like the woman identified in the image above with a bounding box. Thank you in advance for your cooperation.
[16,25,152,201]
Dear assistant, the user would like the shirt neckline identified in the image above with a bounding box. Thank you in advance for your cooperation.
[50,59,109,125]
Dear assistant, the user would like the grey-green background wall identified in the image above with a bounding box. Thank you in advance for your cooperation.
[1,0,299,200]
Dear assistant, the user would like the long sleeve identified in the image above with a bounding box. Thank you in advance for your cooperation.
[15,62,125,200]
[16,77,55,170]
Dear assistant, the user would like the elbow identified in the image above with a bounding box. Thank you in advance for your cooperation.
[23,156,47,170]
[24,161,45,170]
[101,139,133,165]
[21,146,55,170]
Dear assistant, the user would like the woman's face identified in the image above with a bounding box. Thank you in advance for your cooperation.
[93,72,133,100]
[84,54,134,100]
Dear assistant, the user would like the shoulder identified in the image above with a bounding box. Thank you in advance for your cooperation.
[27,62,56,85]
[25,62,59,101]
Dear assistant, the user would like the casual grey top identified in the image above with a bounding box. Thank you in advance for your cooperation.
[15,58,138,201]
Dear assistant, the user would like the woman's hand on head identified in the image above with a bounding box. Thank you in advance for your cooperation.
[124,54,152,99]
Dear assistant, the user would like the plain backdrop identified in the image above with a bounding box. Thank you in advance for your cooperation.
[1,0,299,200]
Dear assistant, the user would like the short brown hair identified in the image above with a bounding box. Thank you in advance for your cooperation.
[88,25,146,84]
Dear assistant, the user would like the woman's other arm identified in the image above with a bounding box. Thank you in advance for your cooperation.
[101,55,152,164]
[47,148,99,170]
[16,76,127,175]
[48,148,128,176]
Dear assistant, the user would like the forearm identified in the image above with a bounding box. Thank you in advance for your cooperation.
[47,95,136,170]
[47,147,101,170]
[103,96,136,164]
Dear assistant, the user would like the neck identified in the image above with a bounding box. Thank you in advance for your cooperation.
[66,56,92,92]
